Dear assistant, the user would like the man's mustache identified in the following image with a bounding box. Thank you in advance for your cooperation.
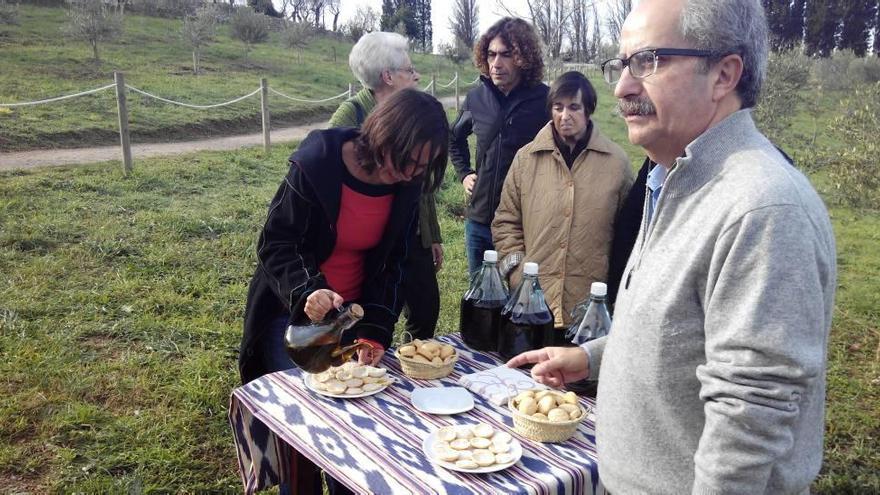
[616,98,657,117]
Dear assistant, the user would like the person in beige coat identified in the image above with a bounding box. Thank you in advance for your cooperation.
[492,71,633,346]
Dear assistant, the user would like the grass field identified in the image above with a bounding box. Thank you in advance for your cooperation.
[2,82,879,492]
[0,5,478,151]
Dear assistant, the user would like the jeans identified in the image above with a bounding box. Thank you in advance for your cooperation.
[465,219,495,276]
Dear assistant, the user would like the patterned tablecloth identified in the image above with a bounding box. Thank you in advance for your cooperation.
[229,333,604,494]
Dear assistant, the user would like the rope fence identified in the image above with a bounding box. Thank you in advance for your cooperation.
[126,85,262,109]
[1,70,479,174]
[0,84,115,107]
[268,87,349,104]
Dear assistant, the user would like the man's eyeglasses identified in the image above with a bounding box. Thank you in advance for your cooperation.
[392,66,417,75]
[601,48,717,84]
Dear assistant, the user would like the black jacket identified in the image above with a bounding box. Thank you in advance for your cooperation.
[607,158,650,310]
[239,128,421,383]
[449,77,550,225]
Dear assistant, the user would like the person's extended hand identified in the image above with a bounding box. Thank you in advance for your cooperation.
[431,243,444,271]
[304,289,344,322]
[462,173,477,197]
[506,346,590,388]
[357,342,385,366]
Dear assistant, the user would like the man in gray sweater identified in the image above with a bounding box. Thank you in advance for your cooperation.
[508,0,837,494]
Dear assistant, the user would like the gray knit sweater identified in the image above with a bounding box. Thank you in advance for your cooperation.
[585,110,836,495]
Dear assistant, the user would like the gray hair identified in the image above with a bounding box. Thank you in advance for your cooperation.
[349,32,411,90]
[679,0,768,108]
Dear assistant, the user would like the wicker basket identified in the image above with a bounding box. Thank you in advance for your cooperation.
[508,398,585,443]
[394,349,458,379]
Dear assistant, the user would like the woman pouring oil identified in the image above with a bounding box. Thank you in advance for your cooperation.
[239,88,449,384]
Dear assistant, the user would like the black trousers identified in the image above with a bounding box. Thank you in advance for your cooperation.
[401,244,440,340]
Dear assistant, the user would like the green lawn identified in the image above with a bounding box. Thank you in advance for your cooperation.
[1,88,878,492]
[0,5,477,151]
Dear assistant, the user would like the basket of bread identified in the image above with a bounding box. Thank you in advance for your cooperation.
[508,389,586,442]
[394,339,458,379]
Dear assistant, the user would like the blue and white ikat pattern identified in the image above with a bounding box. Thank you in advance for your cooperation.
[229,333,605,494]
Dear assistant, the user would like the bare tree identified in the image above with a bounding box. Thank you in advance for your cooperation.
[0,0,19,26]
[450,0,478,50]
[63,0,123,62]
[308,0,325,29]
[182,7,217,75]
[344,5,378,41]
[569,0,593,62]
[527,0,570,59]
[605,0,632,46]
[326,0,340,31]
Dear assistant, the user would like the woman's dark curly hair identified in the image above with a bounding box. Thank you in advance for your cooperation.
[473,17,545,88]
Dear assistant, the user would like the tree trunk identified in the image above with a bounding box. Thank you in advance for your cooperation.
[92,40,99,62]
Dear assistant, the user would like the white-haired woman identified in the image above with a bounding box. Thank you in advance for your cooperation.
[329,32,444,345]
[329,32,421,126]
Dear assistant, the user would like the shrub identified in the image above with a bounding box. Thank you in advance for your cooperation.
[754,49,811,144]
[229,7,269,60]
[0,0,19,25]
[824,82,880,209]
[847,56,880,84]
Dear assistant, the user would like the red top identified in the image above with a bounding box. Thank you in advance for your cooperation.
[320,184,394,301]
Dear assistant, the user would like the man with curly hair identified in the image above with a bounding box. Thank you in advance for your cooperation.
[449,17,550,275]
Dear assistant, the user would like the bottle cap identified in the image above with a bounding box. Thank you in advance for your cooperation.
[483,250,498,263]
[523,262,539,276]
[590,282,607,297]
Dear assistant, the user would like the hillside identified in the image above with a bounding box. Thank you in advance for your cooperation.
[0,4,478,151]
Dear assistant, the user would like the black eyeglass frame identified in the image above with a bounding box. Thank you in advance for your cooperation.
[600,48,719,84]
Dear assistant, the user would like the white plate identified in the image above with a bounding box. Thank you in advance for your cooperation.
[303,372,394,399]
[422,427,523,474]
[411,387,474,415]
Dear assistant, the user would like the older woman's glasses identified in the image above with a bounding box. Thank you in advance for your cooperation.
[393,66,417,75]
[601,48,716,84]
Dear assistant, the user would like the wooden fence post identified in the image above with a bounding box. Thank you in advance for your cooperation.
[114,71,132,175]
[260,78,270,153]
[430,73,436,97]
[454,71,460,112]
[348,83,354,98]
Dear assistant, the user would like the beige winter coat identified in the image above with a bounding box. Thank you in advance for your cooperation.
[492,122,633,327]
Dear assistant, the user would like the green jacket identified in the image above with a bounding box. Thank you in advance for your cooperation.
[328,87,442,249]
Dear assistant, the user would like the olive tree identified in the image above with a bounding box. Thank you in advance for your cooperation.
[230,7,270,60]
[63,0,123,62]
[182,7,217,74]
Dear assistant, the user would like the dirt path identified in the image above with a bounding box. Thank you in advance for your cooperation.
[0,96,460,172]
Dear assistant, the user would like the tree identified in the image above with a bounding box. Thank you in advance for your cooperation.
[874,0,880,56]
[0,0,19,26]
[326,0,341,32]
[526,0,570,59]
[345,5,378,41]
[804,0,839,56]
[380,0,431,52]
[181,7,216,75]
[449,0,478,50]
[281,21,313,62]
[570,0,600,63]
[248,0,282,18]
[63,0,123,62]
[230,7,270,60]
[763,0,805,51]
[837,0,873,56]
[605,0,631,47]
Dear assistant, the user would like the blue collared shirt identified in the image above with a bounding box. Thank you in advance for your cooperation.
[646,163,668,225]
